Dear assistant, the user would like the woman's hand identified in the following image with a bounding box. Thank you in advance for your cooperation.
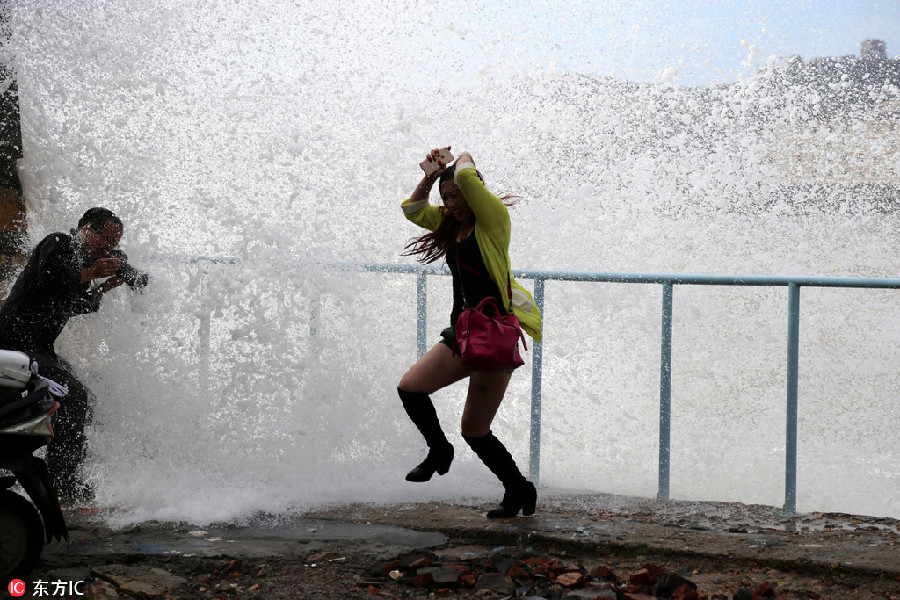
[411,147,452,202]
[420,146,453,178]
[456,151,473,166]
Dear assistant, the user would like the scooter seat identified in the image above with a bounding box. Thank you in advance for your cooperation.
[0,386,53,427]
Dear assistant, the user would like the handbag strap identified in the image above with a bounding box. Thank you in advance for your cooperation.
[469,296,527,352]
[453,238,514,311]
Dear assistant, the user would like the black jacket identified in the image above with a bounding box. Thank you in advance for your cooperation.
[0,232,100,355]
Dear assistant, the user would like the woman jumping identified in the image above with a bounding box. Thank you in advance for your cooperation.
[396,148,542,518]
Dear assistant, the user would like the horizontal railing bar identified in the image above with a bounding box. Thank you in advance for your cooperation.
[355,263,900,290]
[350,262,449,275]
[185,259,900,290]
[188,257,900,514]
[143,253,241,265]
[510,270,900,289]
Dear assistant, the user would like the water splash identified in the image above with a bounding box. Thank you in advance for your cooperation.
[7,1,899,523]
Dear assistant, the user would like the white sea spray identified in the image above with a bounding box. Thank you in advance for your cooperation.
[7,1,899,523]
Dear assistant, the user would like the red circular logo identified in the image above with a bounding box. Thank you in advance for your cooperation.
[8,579,26,597]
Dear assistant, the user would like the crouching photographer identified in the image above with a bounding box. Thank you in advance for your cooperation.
[0,207,148,501]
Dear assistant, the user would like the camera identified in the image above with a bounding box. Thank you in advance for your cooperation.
[107,250,149,290]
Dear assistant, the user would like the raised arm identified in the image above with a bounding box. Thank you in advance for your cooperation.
[402,148,452,232]
[453,153,510,233]
[409,147,452,202]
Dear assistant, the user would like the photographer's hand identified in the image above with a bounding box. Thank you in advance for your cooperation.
[90,276,126,301]
[81,257,121,283]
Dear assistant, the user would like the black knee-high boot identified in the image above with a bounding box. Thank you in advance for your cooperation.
[398,388,454,482]
[464,431,537,518]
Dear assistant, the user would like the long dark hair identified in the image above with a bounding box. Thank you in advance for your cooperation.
[403,164,518,264]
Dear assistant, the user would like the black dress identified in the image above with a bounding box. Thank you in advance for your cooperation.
[439,232,506,353]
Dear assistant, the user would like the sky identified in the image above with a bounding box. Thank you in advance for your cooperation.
[9,1,897,91]
[464,0,900,86]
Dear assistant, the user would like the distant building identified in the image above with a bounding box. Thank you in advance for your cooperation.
[759,40,899,207]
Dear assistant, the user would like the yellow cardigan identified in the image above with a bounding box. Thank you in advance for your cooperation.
[401,165,543,342]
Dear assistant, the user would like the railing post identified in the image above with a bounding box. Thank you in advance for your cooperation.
[198,269,211,386]
[658,283,673,501]
[416,271,427,359]
[784,283,801,516]
[309,295,321,339]
[197,261,900,512]
[529,277,546,485]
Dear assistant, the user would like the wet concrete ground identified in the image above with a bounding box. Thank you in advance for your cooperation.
[21,490,900,599]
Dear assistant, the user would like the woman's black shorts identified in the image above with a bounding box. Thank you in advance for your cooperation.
[439,325,516,373]
[439,326,460,356]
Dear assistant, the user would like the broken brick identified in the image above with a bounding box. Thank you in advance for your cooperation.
[475,573,514,595]
[412,568,435,588]
[532,563,554,578]
[374,560,401,573]
[752,581,779,599]
[407,556,431,570]
[224,559,243,573]
[556,571,587,588]
[672,583,701,600]
[445,563,472,576]
[507,564,530,579]
[431,566,462,585]
[657,572,699,595]
[566,585,617,600]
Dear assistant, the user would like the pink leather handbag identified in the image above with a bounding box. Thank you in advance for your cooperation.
[455,297,527,371]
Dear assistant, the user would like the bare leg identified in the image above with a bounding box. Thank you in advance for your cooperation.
[460,370,512,438]
[399,342,469,394]
[397,343,469,481]
[460,370,535,518]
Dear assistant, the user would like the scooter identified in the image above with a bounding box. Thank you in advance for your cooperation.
[0,351,69,582]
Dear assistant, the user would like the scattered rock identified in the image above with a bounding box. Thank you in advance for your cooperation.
[82,580,120,600]
[223,559,244,573]
[671,583,704,600]
[475,572,515,594]
[751,580,782,599]
[366,549,787,600]
[556,571,587,588]
[629,564,666,587]
[565,583,617,599]
[432,565,464,585]
[592,565,617,582]
[657,572,700,596]
[92,564,188,597]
